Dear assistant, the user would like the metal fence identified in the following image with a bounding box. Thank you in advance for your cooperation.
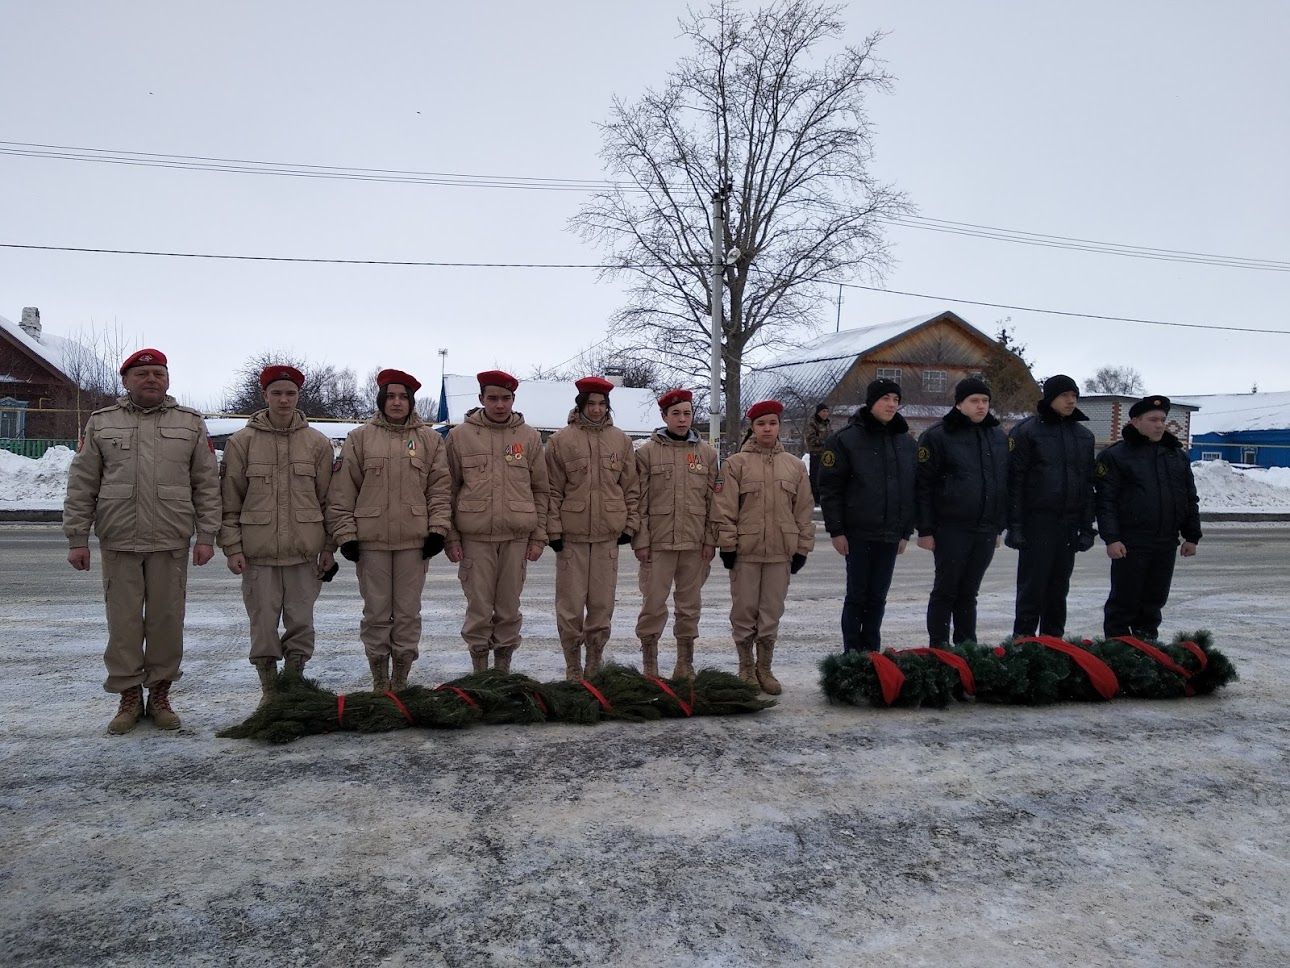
[0,438,77,459]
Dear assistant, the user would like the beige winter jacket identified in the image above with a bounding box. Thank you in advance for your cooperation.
[445,408,549,544]
[64,395,222,552]
[632,428,718,551]
[546,409,641,544]
[218,410,335,564]
[326,413,452,551]
[713,439,816,562]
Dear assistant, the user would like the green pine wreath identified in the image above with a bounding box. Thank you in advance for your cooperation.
[819,631,1237,709]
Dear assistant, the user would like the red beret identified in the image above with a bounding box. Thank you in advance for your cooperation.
[657,388,694,411]
[119,348,167,375]
[259,365,305,389]
[746,399,784,422]
[575,376,614,396]
[376,368,421,394]
[477,369,519,392]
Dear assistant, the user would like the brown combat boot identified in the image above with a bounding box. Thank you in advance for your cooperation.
[391,655,414,691]
[583,642,605,679]
[369,656,391,693]
[755,640,782,696]
[146,681,181,730]
[562,642,582,682]
[107,685,143,735]
[640,637,660,678]
[471,651,489,674]
[735,640,757,687]
[672,638,696,681]
[283,654,307,677]
[254,659,278,709]
[493,647,515,673]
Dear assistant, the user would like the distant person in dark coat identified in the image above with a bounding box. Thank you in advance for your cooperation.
[805,403,831,506]
[1006,374,1096,637]
[915,378,1008,647]
[819,379,915,652]
[1095,395,1201,641]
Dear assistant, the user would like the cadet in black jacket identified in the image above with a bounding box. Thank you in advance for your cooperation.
[915,378,1008,647]
[819,379,916,652]
[1006,374,1096,637]
[1095,395,1201,640]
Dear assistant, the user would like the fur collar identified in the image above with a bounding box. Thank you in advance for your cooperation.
[1122,424,1181,449]
[942,407,1000,431]
[855,407,909,435]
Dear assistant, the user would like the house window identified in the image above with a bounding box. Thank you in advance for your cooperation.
[876,367,901,384]
[0,398,27,439]
[1200,452,1222,461]
[922,369,947,394]
[1242,448,1258,464]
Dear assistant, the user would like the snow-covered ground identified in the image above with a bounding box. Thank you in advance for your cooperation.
[6,446,1290,514]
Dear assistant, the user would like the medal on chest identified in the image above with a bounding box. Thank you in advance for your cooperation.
[406,437,417,456]
[505,442,525,463]
[686,452,705,473]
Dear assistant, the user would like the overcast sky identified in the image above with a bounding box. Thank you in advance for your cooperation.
[1,0,1286,409]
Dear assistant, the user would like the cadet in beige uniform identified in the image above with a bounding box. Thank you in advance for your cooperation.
[219,365,336,706]
[546,377,641,680]
[64,348,222,733]
[632,388,717,679]
[444,370,549,673]
[327,369,451,691]
[713,399,814,695]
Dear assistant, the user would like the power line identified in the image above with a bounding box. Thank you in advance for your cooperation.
[4,238,1287,337]
[4,139,1287,270]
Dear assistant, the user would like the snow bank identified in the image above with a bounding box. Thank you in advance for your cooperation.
[0,447,75,509]
[1192,459,1290,512]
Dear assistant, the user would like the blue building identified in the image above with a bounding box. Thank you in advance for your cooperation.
[1178,391,1290,468]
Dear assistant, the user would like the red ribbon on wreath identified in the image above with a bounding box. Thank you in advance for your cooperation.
[867,651,906,706]
[336,694,346,727]
[1112,635,1196,695]
[1178,640,1208,671]
[580,679,614,713]
[383,690,416,724]
[899,648,976,696]
[435,684,480,708]
[645,675,693,716]
[1014,636,1119,700]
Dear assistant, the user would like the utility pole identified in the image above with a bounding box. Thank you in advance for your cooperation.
[709,181,731,448]
[835,283,843,333]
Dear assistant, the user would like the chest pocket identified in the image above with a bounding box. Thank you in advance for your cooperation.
[355,458,387,516]
[159,426,196,463]
[95,428,135,477]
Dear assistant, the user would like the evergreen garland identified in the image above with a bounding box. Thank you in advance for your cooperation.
[218,664,774,744]
[819,630,1238,710]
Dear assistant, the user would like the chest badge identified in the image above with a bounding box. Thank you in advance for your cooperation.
[505,442,525,463]
[407,438,417,455]
[686,453,705,472]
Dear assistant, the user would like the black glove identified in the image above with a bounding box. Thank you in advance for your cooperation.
[719,550,737,570]
[1004,530,1026,551]
[422,533,445,559]
[1077,529,1097,553]
[790,553,807,575]
[549,538,564,553]
[617,532,633,545]
[320,561,340,583]
[339,540,361,562]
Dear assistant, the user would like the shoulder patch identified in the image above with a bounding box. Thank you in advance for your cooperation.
[917,446,931,463]
[333,456,343,473]
[821,450,836,468]
[1008,436,1016,451]
[714,477,724,494]
[1095,461,1108,477]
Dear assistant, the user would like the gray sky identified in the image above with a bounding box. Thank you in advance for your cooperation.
[2,0,1287,409]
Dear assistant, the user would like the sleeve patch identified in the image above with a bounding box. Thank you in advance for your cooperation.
[821,450,836,468]
[1007,437,1016,451]
[917,446,931,463]
[1095,461,1108,477]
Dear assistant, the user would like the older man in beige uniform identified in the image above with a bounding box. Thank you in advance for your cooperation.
[328,368,452,691]
[444,370,549,674]
[632,388,718,680]
[546,376,641,680]
[219,364,337,706]
[64,348,221,733]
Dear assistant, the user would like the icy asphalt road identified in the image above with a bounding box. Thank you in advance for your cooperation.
[0,522,1286,967]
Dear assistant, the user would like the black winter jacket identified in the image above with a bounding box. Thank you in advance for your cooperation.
[1007,402,1096,533]
[915,407,1008,536]
[1095,425,1202,546]
[818,408,916,543]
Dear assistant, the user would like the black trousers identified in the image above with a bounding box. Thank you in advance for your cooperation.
[1012,517,1078,637]
[1104,541,1178,641]
[808,452,822,504]
[927,528,997,647]
[841,539,900,652]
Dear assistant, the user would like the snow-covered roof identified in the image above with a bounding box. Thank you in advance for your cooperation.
[741,310,991,406]
[204,417,369,440]
[439,374,660,435]
[1175,391,1290,434]
[0,312,81,384]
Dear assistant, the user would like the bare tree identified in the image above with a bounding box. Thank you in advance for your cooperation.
[572,0,909,448]
[51,321,137,437]
[222,352,369,420]
[1084,365,1145,396]
[529,346,663,392]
